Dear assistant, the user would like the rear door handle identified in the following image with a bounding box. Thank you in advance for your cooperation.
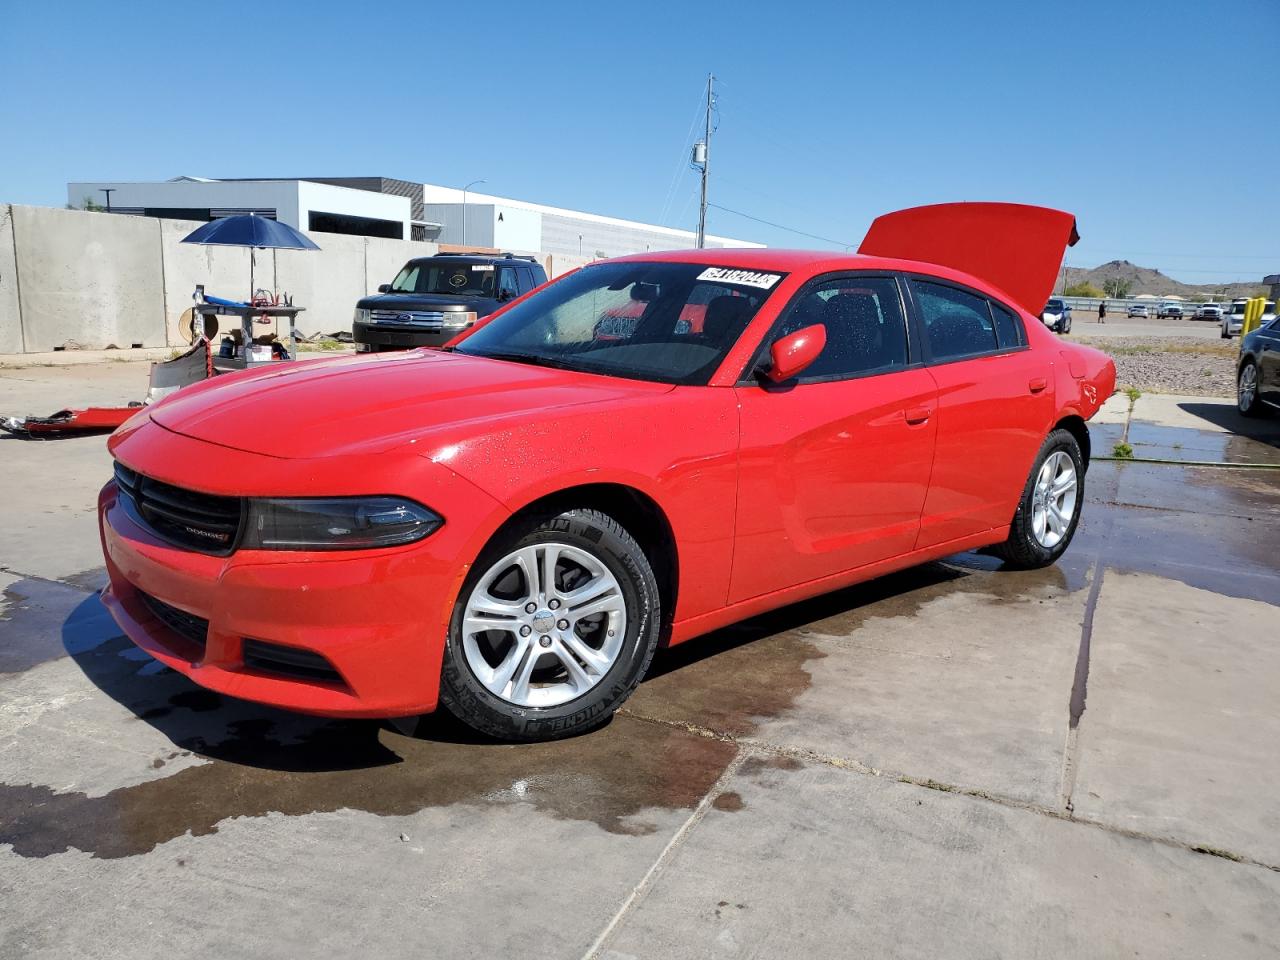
[1028,377,1048,394]
[904,406,932,425]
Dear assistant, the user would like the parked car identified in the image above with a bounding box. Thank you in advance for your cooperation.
[1196,302,1224,321]
[1222,298,1277,339]
[1237,315,1279,417]
[352,253,548,353]
[1041,298,1072,333]
[97,202,1115,742]
[1157,302,1184,319]
[1127,303,1149,318]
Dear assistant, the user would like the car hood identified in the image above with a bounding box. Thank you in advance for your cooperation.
[147,351,672,459]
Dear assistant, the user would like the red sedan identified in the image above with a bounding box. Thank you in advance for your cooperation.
[99,203,1115,741]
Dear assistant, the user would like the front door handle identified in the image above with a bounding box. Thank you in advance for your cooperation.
[904,406,932,425]
[1028,377,1048,394]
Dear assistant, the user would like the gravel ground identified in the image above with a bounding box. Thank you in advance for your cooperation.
[1071,335,1239,398]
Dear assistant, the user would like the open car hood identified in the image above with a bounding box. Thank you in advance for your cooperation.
[858,202,1080,316]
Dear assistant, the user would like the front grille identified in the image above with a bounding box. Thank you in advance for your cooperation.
[114,462,243,555]
[242,640,343,684]
[370,309,446,328]
[139,591,208,651]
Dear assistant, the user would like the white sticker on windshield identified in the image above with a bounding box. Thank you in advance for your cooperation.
[697,267,781,290]
[470,264,494,271]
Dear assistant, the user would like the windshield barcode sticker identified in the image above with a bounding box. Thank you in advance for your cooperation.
[470,264,494,271]
[697,267,782,290]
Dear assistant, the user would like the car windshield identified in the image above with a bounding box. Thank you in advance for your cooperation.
[1045,300,1063,311]
[390,260,497,297]
[454,261,785,385]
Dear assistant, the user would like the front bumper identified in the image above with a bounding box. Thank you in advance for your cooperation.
[99,481,459,717]
[353,320,467,351]
[95,412,513,717]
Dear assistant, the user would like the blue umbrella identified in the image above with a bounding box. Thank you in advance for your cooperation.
[180,214,320,302]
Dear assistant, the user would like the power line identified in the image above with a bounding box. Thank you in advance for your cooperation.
[658,87,708,226]
[707,203,854,248]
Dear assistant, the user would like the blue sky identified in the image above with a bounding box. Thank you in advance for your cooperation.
[2,0,1276,284]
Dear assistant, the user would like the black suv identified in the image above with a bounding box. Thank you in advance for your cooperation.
[353,253,548,352]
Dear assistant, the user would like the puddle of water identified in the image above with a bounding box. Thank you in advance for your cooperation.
[1075,463,1279,604]
[1126,422,1280,465]
[0,707,736,859]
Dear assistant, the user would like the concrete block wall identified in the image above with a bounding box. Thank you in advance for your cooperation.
[10,205,167,352]
[0,206,22,354]
[0,205,447,354]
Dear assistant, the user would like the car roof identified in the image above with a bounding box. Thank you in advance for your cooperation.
[407,254,538,266]
[603,248,1030,312]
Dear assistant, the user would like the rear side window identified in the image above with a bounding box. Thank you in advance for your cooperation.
[991,302,1025,348]
[769,275,908,382]
[911,280,998,361]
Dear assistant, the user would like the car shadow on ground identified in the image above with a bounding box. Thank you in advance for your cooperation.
[62,560,990,775]
[1177,402,1280,447]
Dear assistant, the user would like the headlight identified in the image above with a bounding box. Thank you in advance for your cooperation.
[442,311,478,328]
[353,308,372,325]
[242,497,442,551]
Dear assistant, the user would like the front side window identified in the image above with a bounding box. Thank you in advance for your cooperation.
[911,280,999,361]
[390,260,497,297]
[766,275,908,382]
[455,261,785,385]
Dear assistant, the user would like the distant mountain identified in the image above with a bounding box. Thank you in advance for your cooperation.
[1062,260,1267,300]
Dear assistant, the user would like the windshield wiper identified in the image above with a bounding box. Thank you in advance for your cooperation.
[472,351,579,371]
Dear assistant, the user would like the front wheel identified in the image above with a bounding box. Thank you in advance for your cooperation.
[990,429,1084,569]
[1238,361,1268,419]
[439,508,661,741]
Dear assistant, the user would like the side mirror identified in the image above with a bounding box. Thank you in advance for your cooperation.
[765,324,826,383]
[377,283,392,293]
[498,289,516,302]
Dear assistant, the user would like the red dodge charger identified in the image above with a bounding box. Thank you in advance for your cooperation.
[99,203,1115,741]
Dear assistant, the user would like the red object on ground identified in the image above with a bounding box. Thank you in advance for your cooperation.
[2,406,142,436]
[98,208,1115,721]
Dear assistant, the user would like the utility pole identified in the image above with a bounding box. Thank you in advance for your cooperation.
[694,73,714,249]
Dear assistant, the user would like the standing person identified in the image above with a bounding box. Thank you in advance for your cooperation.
[1098,299,1107,324]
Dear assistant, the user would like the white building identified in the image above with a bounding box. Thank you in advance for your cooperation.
[67,177,413,240]
[418,183,761,257]
[66,176,762,256]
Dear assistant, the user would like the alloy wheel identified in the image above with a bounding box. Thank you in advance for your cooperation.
[461,542,627,708]
[1239,364,1257,413]
[1030,451,1078,549]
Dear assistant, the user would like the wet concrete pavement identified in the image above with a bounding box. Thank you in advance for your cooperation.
[2,364,1279,959]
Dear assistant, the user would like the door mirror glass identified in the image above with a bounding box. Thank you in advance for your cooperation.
[377,283,392,293]
[766,325,826,382]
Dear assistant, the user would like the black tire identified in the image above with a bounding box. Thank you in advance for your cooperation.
[439,508,661,742]
[990,428,1085,570]
[1238,360,1268,419]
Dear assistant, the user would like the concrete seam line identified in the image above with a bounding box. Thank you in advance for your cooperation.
[1059,558,1105,812]
[1095,456,1280,469]
[579,747,751,960]
[618,711,1280,874]
[0,564,104,596]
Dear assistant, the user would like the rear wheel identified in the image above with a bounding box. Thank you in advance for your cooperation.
[990,429,1084,569]
[439,508,661,741]
[1238,361,1268,418]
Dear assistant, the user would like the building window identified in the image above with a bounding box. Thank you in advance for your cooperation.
[307,210,403,240]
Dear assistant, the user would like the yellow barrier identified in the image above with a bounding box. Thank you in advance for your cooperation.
[1241,297,1264,337]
